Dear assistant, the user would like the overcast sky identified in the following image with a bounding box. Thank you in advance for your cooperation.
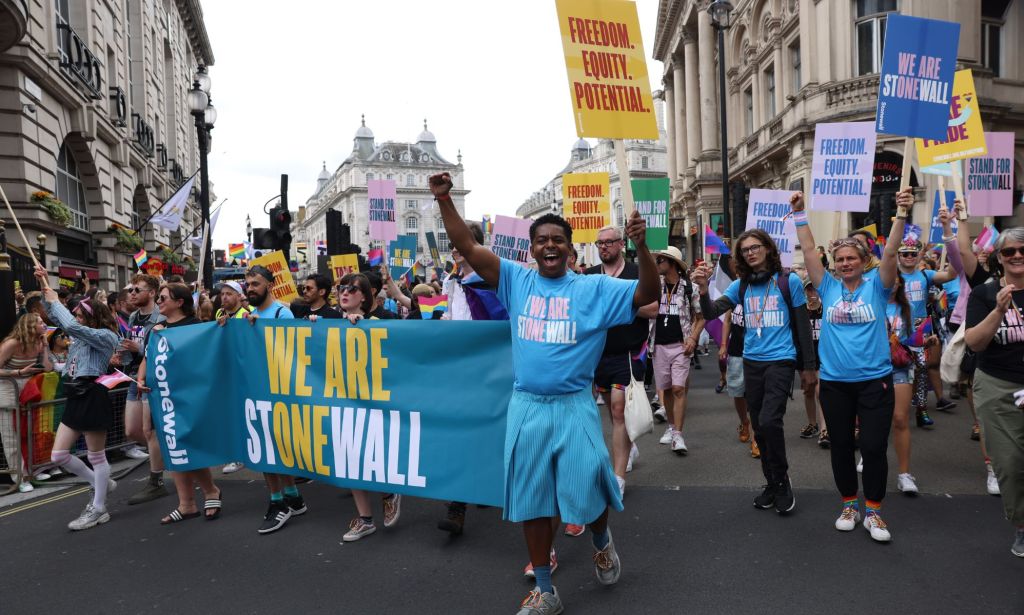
[204,0,662,250]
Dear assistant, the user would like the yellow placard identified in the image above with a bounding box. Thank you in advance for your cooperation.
[562,172,611,243]
[555,0,658,139]
[249,250,299,304]
[329,254,360,283]
[915,70,987,167]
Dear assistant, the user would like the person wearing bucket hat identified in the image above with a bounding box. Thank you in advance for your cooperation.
[649,246,703,456]
[897,238,957,430]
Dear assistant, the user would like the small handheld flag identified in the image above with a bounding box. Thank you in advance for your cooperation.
[704,225,731,255]
[133,249,148,269]
[228,243,247,260]
[973,225,999,253]
[418,294,448,317]
[367,248,384,266]
[96,369,135,389]
[908,318,933,348]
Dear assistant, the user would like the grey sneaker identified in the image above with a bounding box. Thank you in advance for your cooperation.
[68,503,110,531]
[382,494,401,528]
[515,586,563,615]
[1012,528,1024,558]
[593,529,622,586]
[127,480,169,505]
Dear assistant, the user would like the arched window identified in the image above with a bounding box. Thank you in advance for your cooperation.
[406,216,418,231]
[56,143,89,231]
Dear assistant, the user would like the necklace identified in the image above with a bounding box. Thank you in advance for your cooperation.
[603,259,625,279]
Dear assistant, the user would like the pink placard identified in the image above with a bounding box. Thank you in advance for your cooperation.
[489,215,533,264]
[966,132,1015,217]
[368,179,398,242]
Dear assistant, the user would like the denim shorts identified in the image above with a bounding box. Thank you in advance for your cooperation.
[891,367,913,385]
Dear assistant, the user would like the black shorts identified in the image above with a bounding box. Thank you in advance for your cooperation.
[594,353,646,392]
[60,380,112,432]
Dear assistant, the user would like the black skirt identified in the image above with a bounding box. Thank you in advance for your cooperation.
[60,379,112,432]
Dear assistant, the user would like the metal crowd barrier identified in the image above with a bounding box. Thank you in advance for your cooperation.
[0,376,133,492]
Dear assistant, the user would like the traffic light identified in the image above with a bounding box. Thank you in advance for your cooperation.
[269,205,292,254]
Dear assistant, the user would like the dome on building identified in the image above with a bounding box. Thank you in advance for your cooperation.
[417,118,436,143]
[317,162,330,182]
[573,138,591,151]
[355,114,374,139]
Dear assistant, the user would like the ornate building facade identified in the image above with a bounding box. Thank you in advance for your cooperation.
[298,118,468,262]
[0,0,215,289]
[654,0,1023,258]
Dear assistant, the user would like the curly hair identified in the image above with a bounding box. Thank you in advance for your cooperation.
[529,213,573,243]
[732,229,783,280]
[3,313,42,354]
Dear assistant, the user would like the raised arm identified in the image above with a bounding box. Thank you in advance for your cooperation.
[429,173,500,287]
[952,198,979,279]
[623,209,659,308]
[939,205,964,276]
[380,262,412,310]
[691,263,736,319]
[789,191,824,288]
[878,188,913,289]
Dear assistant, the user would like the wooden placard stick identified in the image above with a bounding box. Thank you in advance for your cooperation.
[614,140,635,217]
[0,184,42,269]
[950,162,968,220]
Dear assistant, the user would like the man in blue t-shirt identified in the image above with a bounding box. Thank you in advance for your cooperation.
[896,239,957,424]
[430,172,658,615]
[693,230,817,516]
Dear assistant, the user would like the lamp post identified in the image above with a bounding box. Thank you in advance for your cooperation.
[188,65,216,290]
[709,1,734,241]
[246,214,252,243]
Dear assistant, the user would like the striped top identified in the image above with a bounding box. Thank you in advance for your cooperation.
[44,300,119,379]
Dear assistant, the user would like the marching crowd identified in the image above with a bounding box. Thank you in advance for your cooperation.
[2,172,1022,614]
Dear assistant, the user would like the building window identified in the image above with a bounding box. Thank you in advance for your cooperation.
[981,3,1003,78]
[435,217,443,229]
[765,66,776,117]
[366,172,374,182]
[56,143,89,232]
[55,0,71,63]
[406,174,415,187]
[387,173,393,180]
[381,151,391,161]
[744,86,754,135]
[438,231,449,252]
[406,216,418,231]
[855,0,896,76]
[641,156,649,169]
[790,40,801,92]
[406,199,417,210]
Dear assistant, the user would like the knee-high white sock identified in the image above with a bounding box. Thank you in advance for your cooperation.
[51,450,95,484]
[88,451,110,510]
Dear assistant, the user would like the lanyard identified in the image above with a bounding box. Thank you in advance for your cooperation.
[663,280,679,326]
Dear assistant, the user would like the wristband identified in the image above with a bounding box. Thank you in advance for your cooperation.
[942,234,955,242]
[792,210,808,227]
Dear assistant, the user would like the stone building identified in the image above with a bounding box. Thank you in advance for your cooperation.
[653,0,1023,258]
[0,0,214,289]
[298,117,468,260]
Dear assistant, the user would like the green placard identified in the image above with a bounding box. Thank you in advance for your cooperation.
[629,177,670,251]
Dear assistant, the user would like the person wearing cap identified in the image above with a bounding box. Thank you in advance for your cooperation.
[649,246,703,456]
[214,279,254,475]
[896,238,957,430]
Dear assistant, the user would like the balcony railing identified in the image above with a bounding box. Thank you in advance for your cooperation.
[131,112,155,157]
[108,87,127,127]
[824,74,881,109]
[56,20,102,99]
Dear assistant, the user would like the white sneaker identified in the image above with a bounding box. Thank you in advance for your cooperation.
[856,456,863,473]
[863,512,892,542]
[18,481,34,493]
[986,468,1001,495]
[626,443,639,473]
[834,505,861,531]
[33,472,51,481]
[68,503,110,531]
[653,407,667,423]
[616,475,625,500]
[596,395,604,406]
[222,462,245,474]
[342,517,377,541]
[659,426,674,445]
[897,473,919,494]
[125,446,149,460]
[670,431,688,455]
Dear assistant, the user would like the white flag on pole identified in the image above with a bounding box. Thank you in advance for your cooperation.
[190,204,222,248]
[709,259,732,301]
[150,175,196,232]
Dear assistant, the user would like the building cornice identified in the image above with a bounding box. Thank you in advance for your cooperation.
[175,0,215,65]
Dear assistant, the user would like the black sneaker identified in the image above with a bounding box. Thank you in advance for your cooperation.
[257,501,292,534]
[935,398,957,412]
[286,495,307,516]
[916,408,935,427]
[127,480,169,505]
[949,387,960,400]
[438,501,466,535]
[774,478,796,514]
[753,483,777,509]
[799,423,819,439]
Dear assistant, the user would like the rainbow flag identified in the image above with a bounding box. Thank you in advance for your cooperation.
[937,292,948,314]
[133,248,148,269]
[973,225,999,253]
[228,243,247,260]
[96,369,134,389]
[419,294,448,317]
[483,215,494,235]
[367,248,384,266]
[908,318,932,347]
[45,326,58,339]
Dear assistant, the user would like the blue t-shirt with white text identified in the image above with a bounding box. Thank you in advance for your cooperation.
[497,258,638,394]
[817,273,892,382]
[722,272,806,362]
[901,269,935,320]
[256,301,294,319]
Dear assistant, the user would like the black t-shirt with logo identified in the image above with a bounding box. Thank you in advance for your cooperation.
[302,303,342,319]
[965,280,1024,384]
[726,304,745,357]
[584,262,649,355]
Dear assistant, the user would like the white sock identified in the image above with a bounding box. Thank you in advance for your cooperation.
[87,451,109,510]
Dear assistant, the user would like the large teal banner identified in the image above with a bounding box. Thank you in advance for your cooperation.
[146,320,513,506]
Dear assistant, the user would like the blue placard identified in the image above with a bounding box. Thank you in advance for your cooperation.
[387,235,418,280]
[928,189,958,244]
[875,14,960,141]
[147,320,514,506]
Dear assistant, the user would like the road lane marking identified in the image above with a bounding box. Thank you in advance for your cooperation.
[0,487,90,518]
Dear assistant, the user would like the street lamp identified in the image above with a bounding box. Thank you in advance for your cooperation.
[188,65,216,290]
[246,214,252,243]
[708,0,734,242]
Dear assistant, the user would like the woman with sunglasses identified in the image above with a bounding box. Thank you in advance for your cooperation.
[965,228,1024,558]
[790,188,906,542]
[136,283,222,523]
[33,265,120,530]
[334,273,402,541]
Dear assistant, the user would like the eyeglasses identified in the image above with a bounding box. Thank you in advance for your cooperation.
[740,244,764,255]
[595,239,621,247]
[999,247,1024,258]
[337,284,362,295]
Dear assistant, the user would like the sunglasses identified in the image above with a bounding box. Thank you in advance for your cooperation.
[128,286,149,294]
[155,295,167,304]
[899,251,919,257]
[998,247,1024,258]
[337,284,362,295]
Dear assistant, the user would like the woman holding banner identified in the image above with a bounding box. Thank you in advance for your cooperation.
[33,265,120,531]
[790,188,907,543]
[136,283,222,524]
[335,272,402,541]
